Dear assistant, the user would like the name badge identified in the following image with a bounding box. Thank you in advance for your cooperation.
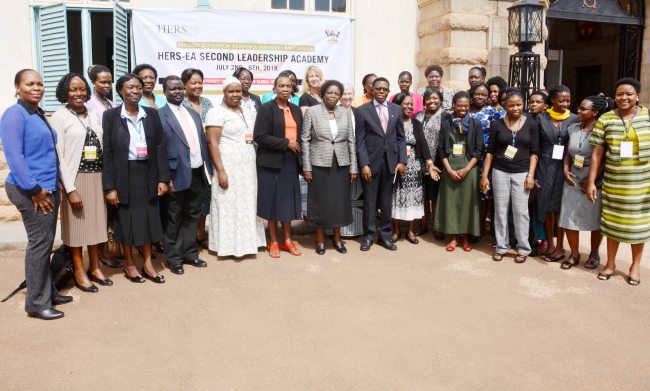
[83,146,97,161]
[620,141,633,158]
[245,130,254,144]
[552,145,564,160]
[406,146,412,157]
[452,143,464,156]
[573,154,585,168]
[136,143,148,159]
[504,145,518,160]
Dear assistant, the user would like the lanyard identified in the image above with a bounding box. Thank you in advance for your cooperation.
[511,131,517,146]
[553,121,564,144]
[577,128,591,154]
[235,108,248,128]
[68,108,93,137]
[618,107,638,141]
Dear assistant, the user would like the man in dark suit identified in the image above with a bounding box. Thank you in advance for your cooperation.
[159,75,213,274]
[355,77,407,251]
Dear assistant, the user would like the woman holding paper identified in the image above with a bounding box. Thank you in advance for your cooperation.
[536,85,578,262]
[586,78,650,285]
[480,90,539,263]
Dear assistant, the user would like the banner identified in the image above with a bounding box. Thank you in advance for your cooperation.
[132,9,353,98]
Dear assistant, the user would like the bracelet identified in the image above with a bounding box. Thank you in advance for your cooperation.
[526,174,533,177]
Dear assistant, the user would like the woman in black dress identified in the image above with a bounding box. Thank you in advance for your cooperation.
[254,75,304,258]
[102,73,169,283]
[536,85,578,262]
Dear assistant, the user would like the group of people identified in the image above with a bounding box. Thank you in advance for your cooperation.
[1,62,649,321]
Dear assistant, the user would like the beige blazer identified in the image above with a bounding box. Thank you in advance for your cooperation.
[50,106,103,193]
[301,104,357,173]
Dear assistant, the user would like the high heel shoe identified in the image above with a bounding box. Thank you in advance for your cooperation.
[142,268,165,284]
[124,269,145,283]
[74,279,98,293]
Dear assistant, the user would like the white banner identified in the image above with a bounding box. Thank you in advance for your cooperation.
[132,9,353,98]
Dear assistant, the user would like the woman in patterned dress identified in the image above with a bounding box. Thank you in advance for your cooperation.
[205,77,266,257]
[415,87,445,236]
[390,93,440,244]
[587,78,650,285]
[181,68,214,249]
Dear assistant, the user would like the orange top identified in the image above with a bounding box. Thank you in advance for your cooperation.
[283,107,297,142]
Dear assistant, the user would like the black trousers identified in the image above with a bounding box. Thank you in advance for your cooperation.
[6,184,59,313]
[361,155,393,242]
[162,168,205,266]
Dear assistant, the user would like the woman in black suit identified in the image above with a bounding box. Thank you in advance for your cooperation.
[254,75,303,258]
[102,73,169,283]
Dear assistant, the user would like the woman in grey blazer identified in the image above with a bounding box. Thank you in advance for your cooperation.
[302,80,358,255]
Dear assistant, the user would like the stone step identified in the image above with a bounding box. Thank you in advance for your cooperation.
[0,188,13,206]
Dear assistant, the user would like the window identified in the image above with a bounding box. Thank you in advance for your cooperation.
[36,2,130,110]
[315,0,346,12]
[271,0,306,10]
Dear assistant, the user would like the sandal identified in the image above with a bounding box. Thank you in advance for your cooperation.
[627,277,641,286]
[492,253,504,262]
[585,254,600,270]
[281,242,302,256]
[267,242,280,259]
[462,244,472,252]
[597,271,614,281]
[560,255,581,270]
[544,250,566,263]
[515,254,527,264]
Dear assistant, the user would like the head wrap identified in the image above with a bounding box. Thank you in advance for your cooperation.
[221,76,241,91]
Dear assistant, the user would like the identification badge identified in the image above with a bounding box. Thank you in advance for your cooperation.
[620,141,633,158]
[406,146,412,157]
[552,145,564,160]
[245,130,253,144]
[83,146,97,161]
[573,154,585,168]
[136,143,148,159]
[452,143,464,156]
[504,145,518,160]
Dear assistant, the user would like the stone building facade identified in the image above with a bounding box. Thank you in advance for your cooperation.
[1,0,649,221]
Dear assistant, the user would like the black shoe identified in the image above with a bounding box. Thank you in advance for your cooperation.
[75,280,98,293]
[142,268,165,284]
[52,295,73,305]
[89,274,113,286]
[169,264,185,275]
[183,258,207,268]
[360,239,373,251]
[333,241,347,254]
[469,235,481,244]
[415,228,429,237]
[405,234,419,245]
[28,308,64,320]
[124,269,146,283]
[378,239,397,251]
[315,243,325,255]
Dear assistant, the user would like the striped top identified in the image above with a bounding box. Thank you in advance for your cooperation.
[590,107,650,162]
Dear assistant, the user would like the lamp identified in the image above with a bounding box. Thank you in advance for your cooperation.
[508,0,544,52]
[507,0,544,108]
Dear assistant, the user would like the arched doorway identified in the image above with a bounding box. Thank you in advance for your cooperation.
[545,0,644,99]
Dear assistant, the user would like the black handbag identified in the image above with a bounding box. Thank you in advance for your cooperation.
[1,246,73,302]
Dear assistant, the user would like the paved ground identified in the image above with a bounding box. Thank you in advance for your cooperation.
[0,226,648,390]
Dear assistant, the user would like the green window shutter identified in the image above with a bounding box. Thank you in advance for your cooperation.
[113,1,129,105]
[38,3,69,111]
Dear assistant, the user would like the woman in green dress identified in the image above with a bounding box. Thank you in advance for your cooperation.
[434,91,484,251]
[586,78,650,286]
